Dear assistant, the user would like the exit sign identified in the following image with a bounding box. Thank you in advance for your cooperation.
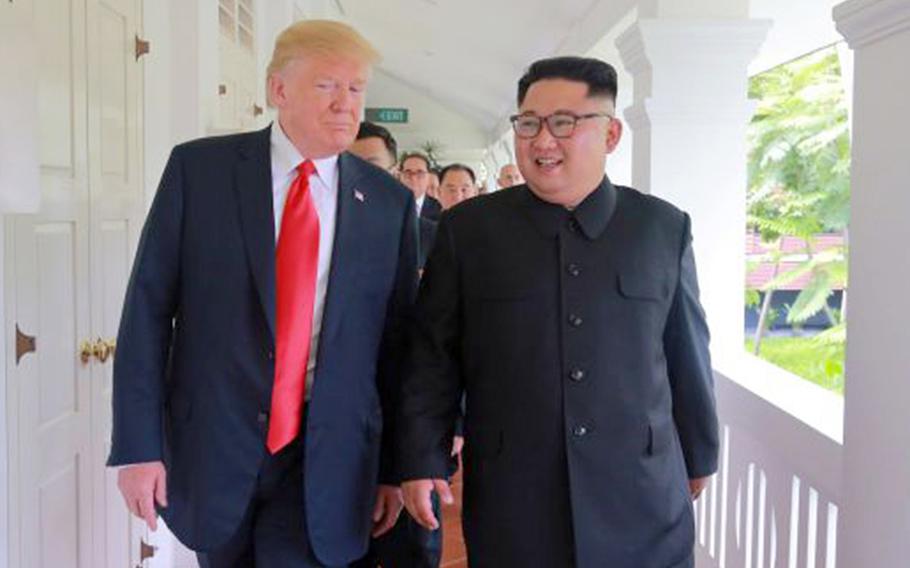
[365,107,409,124]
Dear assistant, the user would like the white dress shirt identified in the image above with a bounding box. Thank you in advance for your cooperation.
[415,194,425,216]
[270,122,338,398]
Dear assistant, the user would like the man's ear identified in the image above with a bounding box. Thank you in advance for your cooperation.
[606,117,623,154]
[267,73,284,109]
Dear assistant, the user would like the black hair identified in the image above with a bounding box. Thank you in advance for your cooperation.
[517,56,618,106]
[439,163,476,185]
[399,152,431,171]
[356,121,398,162]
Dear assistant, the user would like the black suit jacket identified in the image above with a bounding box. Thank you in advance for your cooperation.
[419,195,442,221]
[398,178,717,568]
[108,126,418,565]
[418,216,437,271]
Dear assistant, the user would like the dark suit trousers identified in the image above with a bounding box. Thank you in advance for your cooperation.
[352,493,442,568]
[197,434,345,568]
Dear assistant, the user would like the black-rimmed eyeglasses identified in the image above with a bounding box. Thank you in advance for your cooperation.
[509,112,613,139]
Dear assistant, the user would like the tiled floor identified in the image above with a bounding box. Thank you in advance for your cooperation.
[440,468,468,568]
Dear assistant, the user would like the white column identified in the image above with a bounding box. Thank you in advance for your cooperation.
[834,1,910,565]
[616,19,769,368]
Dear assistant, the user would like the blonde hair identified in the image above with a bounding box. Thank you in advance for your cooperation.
[267,20,380,78]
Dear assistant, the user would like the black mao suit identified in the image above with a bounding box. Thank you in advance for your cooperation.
[398,177,718,568]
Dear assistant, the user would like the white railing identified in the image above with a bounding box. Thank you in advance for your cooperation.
[695,362,844,568]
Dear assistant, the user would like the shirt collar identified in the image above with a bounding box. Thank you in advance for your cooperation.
[270,121,338,189]
[519,176,617,240]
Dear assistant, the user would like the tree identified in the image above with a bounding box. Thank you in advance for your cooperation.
[746,46,851,386]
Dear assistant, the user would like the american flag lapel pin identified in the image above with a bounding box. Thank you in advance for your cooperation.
[354,189,365,203]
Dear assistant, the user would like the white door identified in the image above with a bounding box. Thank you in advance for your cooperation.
[85,0,147,566]
[6,1,95,567]
[6,0,146,566]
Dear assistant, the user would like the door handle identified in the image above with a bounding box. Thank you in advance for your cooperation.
[79,339,94,366]
[15,323,36,364]
[79,337,116,365]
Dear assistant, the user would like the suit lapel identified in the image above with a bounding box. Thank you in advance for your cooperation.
[318,153,368,347]
[234,126,277,340]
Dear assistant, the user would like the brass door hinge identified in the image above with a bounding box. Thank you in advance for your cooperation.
[135,35,150,61]
[15,324,36,364]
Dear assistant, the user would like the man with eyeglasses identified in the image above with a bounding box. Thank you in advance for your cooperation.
[400,152,443,221]
[398,56,718,568]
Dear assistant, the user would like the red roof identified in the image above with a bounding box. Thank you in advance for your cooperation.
[746,233,845,291]
[746,233,844,255]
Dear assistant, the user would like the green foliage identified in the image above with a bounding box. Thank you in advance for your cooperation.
[419,140,444,170]
[747,48,851,242]
[745,337,844,394]
[787,271,832,323]
[745,46,851,391]
[745,289,761,309]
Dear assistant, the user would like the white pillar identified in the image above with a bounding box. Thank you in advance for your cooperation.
[616,19,769,368]
[834,1,910,565]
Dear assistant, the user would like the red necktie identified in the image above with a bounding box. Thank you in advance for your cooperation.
[268,160,319,454]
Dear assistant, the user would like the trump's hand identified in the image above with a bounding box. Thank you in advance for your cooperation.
[372,485,404,537]
[117,461,167,531]
[690,476,711,500]
[402,479,453,531]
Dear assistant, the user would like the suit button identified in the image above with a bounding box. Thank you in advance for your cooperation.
[569,368,585,382]
[566,263,581,277]
[257,411,269,424]
[568,314,583,327]
[568,219,580,232]
[267,351,274,360]
[573,425,588,437]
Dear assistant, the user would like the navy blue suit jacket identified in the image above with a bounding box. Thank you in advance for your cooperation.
[108,125,418,565]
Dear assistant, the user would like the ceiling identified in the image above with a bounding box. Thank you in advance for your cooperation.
[320,0,846,168]
[332,0,624,153]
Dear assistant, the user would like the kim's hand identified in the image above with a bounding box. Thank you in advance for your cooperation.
[117,461,167,531]
[371,484,404,537]
[402,479,453,531]
[450,435,465,457]
[689,476,711,500]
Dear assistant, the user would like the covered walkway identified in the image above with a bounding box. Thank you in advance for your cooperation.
[1,1,909,567]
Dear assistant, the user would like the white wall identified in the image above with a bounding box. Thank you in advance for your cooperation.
[0,4,38,566]
[0,218,8,568]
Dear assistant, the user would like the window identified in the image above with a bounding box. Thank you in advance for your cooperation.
[744,45,851,395]
[219,0,255,54]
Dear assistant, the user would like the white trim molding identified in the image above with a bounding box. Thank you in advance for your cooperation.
[834,0,910,48]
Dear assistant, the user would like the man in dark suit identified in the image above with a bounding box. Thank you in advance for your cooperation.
[350,122,436,273]
[398,56,718,568]
[349,122,447,568]
[400,152,442,221]
[496,163,524,189]
[436,163,479,210]
[109,20,417,568]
